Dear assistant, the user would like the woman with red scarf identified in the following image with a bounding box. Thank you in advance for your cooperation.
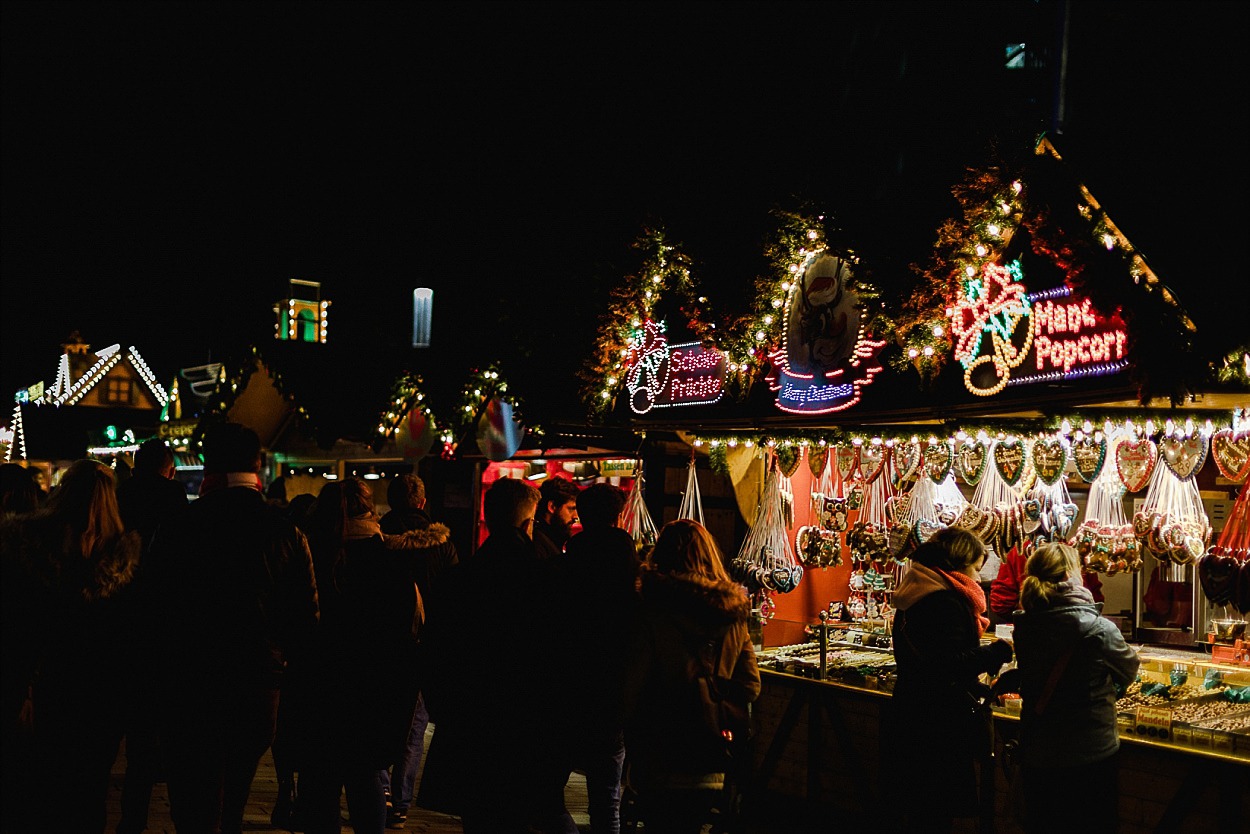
[888,527,1014,834]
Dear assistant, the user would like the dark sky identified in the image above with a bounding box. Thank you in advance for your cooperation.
[2,1,1246,420]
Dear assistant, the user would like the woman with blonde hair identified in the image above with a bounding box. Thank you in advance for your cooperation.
[1,459,141,832]
[621,519,760,834]
[1013,542,1138,833]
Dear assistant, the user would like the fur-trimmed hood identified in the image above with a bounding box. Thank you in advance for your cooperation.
[638,569,750,631]
[384,522,451,551]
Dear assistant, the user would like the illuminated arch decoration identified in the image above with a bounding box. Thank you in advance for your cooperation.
[276,279,330,344]
[765,250,886,414]
[623,319,726,414]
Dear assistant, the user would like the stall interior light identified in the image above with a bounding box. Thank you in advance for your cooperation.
[363,473,381,480]
[323,473,338,480]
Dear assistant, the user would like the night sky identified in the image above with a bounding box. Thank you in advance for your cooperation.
[2,1,1246,423]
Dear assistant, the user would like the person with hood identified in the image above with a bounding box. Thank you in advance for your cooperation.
[621,519,760,834]
[1,459,141,832]
[1011,542,1138,833]
[889,526,1013,833]
[377,473,458,829]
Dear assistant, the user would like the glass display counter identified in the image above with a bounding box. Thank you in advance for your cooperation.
[754,616,1250,762]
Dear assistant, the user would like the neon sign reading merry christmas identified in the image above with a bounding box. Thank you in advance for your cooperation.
[949,260,1127,396]
[625,320,726,413]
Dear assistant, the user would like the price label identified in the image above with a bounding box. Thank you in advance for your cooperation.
[1135,706,1173,740]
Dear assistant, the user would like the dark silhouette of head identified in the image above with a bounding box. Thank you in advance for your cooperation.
[576,482,626,530]
[134,438,175,478]
[483,477,540,535]
[387,473,426,512]
[0,463,42,515]
[201,423,263,474]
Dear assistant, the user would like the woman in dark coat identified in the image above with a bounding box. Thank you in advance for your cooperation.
[296,478,423,834]
[621,519,760,834]
[888,526,1013,834]
[1013,543,1138,833]
[1,459,141,833]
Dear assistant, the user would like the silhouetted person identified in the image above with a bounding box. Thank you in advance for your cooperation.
[147,423,318,834]
[557,483,639,834]
[296,478,424,834]
[115,438,189,834]
[0,463,42,517]
[533,476,579,559]
[378,473,458,829]
[1,460,141,833]
[423,477,574,834]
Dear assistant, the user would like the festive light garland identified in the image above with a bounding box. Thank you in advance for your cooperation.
[580,228,714,417]
[445,363,538,458]
[372,372,438,453]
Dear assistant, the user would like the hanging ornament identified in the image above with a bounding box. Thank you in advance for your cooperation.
[677,458,705,526]
[892,440,922,486]
[1135,450,1210,568]
[1072,434,1107,483]
[621,465,658,550]
[835,443,860,482]
[732,463,804,594]
[776,444,801,478]
[992,438,1027,487]
[861,443,886,483]
[956,437,989,485]
[1031,436,1068,486]
[1211,429,1250,482]
[1159,434,1208,481]
[923,439,954,484]
[807,445,829,479]
[475,397,526,461]
[1115,437,1158,493]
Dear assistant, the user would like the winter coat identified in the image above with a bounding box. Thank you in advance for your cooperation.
[890,563,1013,815]
[380,506,459,605]
[115,472,188,550]
[145,485,319,693]
[297,524,423,769]
[1,512,141,728]
[1012,583,1138,768]
[621,570,760,793]
[991,544,1103,618]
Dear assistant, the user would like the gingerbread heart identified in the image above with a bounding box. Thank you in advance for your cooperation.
[915,518,944,544]
[893,441,922,485]
[993,439,1027,486]
[956,439,988,485]
[1032,437,1068,486]
[776,445,801,478]
[1072,435,1107,483]
[1115,438,1158,492]
[924,441,954,484]
[1211,429,1250,482]
[807,445,829,479]
[1198,552,1238,605]
[1160,435,1207,481]
[861,443,886,483]
[835,444,860,481]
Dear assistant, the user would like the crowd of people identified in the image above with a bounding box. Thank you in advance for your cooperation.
[0,424,761,834]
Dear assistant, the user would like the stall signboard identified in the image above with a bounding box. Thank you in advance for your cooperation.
[158,420,197,441]
[625,320,727,414]
[766,253,886,414]
[950,259,1129,397]
[14,381,44,403]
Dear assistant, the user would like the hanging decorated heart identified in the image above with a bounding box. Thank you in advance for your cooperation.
[923,441,954,484]
[1115,438,1158,493]
[1071,435,1107,483]
[776,445,801,478]
[1211,429,1250,482]
[1160,435,1207,481]
[861,443,886,483]
[395,407,435,461]
[956,439,988,485]
[835,444,860,481]
[807,445,829,479]
[992,438,1026,486]
[1032,437,1068,486]
[893,440,922,486]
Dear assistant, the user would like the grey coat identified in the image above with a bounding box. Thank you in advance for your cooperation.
[1012,585,1139,768]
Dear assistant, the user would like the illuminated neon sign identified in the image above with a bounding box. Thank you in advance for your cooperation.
[767,252,885,414]
[625,320,726,414]
[949,261,1128,395]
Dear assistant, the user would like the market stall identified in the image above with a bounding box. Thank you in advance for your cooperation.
[582,138,1250,830]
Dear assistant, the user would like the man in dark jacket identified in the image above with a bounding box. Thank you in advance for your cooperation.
[146,423,319,834]
[378,473,458,829]
[423,477,573,834]
[557,483,639,834]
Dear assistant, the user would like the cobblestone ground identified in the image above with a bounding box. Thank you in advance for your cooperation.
[102,723,592,834]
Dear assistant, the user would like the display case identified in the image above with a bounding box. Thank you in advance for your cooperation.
[755,616,1250,762]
